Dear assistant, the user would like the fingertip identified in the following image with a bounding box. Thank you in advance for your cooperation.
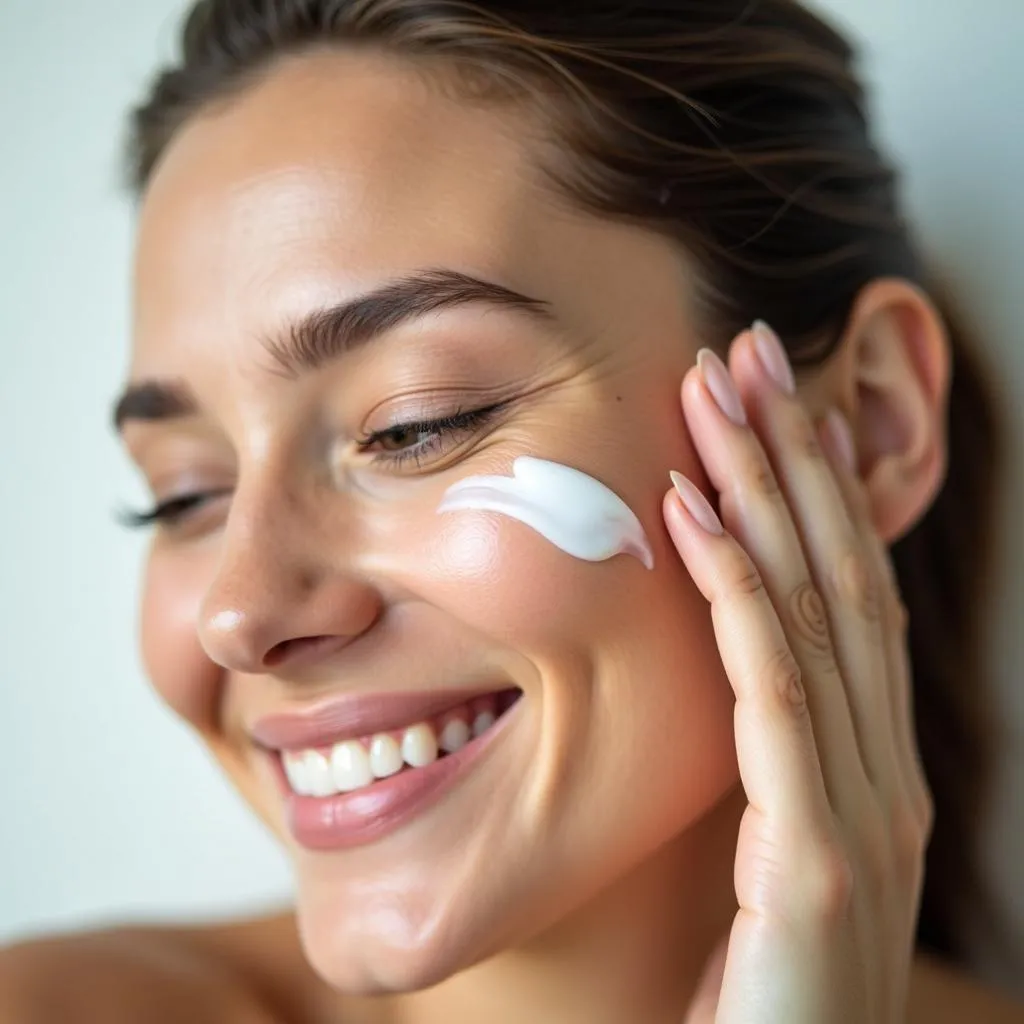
[726,326,759,378]
[821,408,857,474]
[662,485,695,551]
[680,363,705,406]
[670,470,725,536]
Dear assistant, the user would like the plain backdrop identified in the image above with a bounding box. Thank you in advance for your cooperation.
[1,0,1022,998]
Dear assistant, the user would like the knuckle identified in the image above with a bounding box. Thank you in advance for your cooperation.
[763,648,808,710]
[806,839,855,925]
[788,581,832,653]
[737,809,787,908]
[890,802,929,876]
[828,549,880,622]
[790,414,827,464]
[732,560,766,598]
[744,454,782,502]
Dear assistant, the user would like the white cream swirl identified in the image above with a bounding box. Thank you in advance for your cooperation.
[437,456,654,569]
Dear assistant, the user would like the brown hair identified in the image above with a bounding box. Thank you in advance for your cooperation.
[125,0,1014,972]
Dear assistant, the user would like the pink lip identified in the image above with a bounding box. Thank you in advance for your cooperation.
[269,694,523,850]
[251,685,513,751]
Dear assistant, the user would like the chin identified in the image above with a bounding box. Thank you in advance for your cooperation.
[294,885,501,995]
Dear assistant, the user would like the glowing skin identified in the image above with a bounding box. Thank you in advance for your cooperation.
[437,456,654,569]
[126,49,746,1024]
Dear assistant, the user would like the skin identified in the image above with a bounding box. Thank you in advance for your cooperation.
[110,44,984,1023]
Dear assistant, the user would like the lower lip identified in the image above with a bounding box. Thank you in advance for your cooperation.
[271,696,522,851]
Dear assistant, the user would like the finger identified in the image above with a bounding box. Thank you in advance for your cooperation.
[817,409,931,823]
[817,409,930,1021]
[664,483,833,834]
[727,326,899,798]
[680,353,868,819]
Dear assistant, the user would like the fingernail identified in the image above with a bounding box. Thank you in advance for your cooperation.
[751,320,796,395]
[670,471,724,535]
[823,408,857,472]
[696,348,747,426]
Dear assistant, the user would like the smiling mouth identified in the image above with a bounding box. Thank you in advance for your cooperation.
[278,688,522,799]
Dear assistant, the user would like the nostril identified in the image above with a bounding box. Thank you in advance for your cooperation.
[264,634,352,670]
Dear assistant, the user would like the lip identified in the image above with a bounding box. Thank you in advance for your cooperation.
[270,692,523,850]
[251,685,513,751]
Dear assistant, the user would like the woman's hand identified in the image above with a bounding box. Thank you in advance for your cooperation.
[663,322,934,1023]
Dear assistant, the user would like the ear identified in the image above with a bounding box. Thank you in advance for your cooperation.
[832,278,952,543]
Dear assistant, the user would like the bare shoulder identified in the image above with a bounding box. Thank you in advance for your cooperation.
[908,951,1024,1023]
[0,913,301,1024]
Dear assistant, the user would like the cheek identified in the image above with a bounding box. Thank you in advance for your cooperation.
[429,514,586,634]
[380,497,738,883]
[140,546,222,731]
[381,508,627,649]
[372,488,713,707]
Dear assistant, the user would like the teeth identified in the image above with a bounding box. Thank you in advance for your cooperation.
[304,751,335,798]
[331,740,373,792]
[369,734,403,779]
[280,693,518,797]
[472,711,496,738]
[402,723,439,768]
[439,717,471,754]
[283,753,309,795]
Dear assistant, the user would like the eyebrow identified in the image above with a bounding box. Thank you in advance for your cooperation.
[112,268,556,433]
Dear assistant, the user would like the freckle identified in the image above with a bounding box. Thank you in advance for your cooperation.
[615,395,623,402]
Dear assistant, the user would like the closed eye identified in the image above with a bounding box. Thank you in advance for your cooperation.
[116,489,232,530]
[355,402,505,470]
[116,403,505,531]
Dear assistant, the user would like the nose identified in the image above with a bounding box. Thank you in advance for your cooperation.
[197,484,382,678]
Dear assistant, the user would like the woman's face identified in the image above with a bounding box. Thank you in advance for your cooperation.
[124,49,740,991]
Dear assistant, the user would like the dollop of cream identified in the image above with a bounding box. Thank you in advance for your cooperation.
[436,456,654,570]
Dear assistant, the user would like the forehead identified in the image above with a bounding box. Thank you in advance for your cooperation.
[147,50,548,233]
[135,54,539,332]
[131,47,691,380]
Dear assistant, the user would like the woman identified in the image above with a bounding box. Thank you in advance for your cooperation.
[2,0,1021,1020]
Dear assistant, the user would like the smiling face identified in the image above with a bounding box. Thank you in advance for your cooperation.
[124,48,740,992]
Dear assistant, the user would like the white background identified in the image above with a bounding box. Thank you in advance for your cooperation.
[1,0,1021,997]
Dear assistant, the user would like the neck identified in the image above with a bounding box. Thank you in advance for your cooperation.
[390,782,745,1024]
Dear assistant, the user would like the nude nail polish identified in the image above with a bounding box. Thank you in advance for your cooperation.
[752,320,796,395]
[670,471,724,535]
[696,348,747,426]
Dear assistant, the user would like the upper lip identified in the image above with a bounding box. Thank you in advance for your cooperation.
[250,686,510,751]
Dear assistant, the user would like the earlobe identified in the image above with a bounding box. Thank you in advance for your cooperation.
[843,279,951,543]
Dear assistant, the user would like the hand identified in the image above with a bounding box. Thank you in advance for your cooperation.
[663,323,934,1023]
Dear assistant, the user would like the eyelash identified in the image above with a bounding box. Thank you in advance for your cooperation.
[118,403,503,531]
[116,491,228,530]
[354,403,502,469]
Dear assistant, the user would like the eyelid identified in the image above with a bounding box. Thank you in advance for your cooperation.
[356,402,506,470]
[360,386,512,431]
[118,402,507,530]
[116,488,232,530]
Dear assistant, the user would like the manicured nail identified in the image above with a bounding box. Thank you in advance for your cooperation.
[670,471,724,535]
[696,348,747,426]
[751,320,796,395]
[823,408,857,472]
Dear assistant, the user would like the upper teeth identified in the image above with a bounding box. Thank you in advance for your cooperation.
[282,705,499,798]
